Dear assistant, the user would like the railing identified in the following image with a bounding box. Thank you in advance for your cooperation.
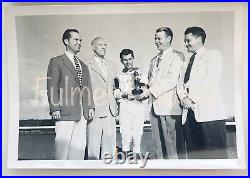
[18,118,237,160]
[19,117,236,127]
[19,119,236,134]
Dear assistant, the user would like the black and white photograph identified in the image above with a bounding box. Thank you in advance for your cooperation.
[3,3,247,171]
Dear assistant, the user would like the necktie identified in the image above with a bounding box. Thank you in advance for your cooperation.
[184,52,197,84]
[156,51,163,68]
[148,51,163,82]
[100,60,107,79]
[74,56,82,86]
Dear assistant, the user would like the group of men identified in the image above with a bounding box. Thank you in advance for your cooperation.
[47,26,227,160]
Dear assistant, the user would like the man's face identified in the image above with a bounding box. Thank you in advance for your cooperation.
[155,31,171,51]
[92,38,107,58]
[184,33,201,53]
[121,53,134,69]
[65,32,82,54]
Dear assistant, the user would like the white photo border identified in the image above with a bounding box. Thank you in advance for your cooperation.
[4,2,247,169]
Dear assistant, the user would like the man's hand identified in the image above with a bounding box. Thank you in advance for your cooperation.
[51,111,61,120]
[114,89,122,99]
[115,116,119,122]
[121,92,128,99]
[181,96,194,109]
[88,108,95,120]
[137,88,150,101]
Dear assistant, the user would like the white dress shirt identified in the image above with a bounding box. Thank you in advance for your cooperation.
[94,55,107,80]
[65,51,82,72]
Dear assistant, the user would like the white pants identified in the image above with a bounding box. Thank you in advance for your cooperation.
[87,115,116,160]
[55,116,87,160]
[119,101,145,153]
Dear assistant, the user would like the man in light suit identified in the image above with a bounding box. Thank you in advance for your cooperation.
[87,37,119,160]
[141,27,185,159]
[47,29,95,160]
[177,26,227,159]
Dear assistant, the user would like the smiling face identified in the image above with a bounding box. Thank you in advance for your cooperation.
[121,53,134,70]
[155,31,171,52]
[92,38,107,58]
[64,32,82,54]
[184,33,202,53]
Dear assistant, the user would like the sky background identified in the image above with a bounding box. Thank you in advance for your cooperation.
[15,12,234,120]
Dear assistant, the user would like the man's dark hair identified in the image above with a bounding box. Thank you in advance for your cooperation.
[156,27,173,44]
[184,26,206,44]
[120,49,134,60]
[62,29,79,46]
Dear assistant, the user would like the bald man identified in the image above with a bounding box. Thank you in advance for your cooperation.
[87,37,119,160]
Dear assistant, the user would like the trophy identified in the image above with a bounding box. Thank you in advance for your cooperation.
[114,77,128,99]
[131,70,144,96]
[113,70,148,101]
[114,77,119,89]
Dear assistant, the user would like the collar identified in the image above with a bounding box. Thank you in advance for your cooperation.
[160,46,173,56]
[122,67,138,73]
[93,55,106,65]
[65,51,75,61]
[195,46,206,55]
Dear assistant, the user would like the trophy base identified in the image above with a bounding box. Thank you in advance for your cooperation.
[132,89,143,95]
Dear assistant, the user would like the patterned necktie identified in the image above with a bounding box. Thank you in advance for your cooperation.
[148,51,163,82]
[156,51,163,68]
[184,52,197,84]
[74,56,82,86]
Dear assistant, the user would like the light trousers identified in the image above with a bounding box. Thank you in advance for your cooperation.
[159,115,178,159]
[55,116,87,160]
[150,107,184,159]
[87,115,116,160]
[119,101,145,153]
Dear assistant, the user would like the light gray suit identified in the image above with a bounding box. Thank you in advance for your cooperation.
[87,57,118,159]
[148,47,185,159]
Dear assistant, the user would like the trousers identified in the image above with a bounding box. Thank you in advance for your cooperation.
[87,115,116,160]
[55,116,87,160]
[119,101,145,153]
[184,110,227,159]
[150,107,185,159]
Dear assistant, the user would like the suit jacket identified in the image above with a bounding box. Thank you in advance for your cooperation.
[177,47,227,123]
[47,53,95,121]
[148,47,184,115]
[88,57,118,118]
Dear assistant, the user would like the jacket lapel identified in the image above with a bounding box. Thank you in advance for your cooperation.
[189,48,206,83]
[105,60,114,83]
[61,54,80,84]
[89,58,107,82]
[151,52,172,81]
